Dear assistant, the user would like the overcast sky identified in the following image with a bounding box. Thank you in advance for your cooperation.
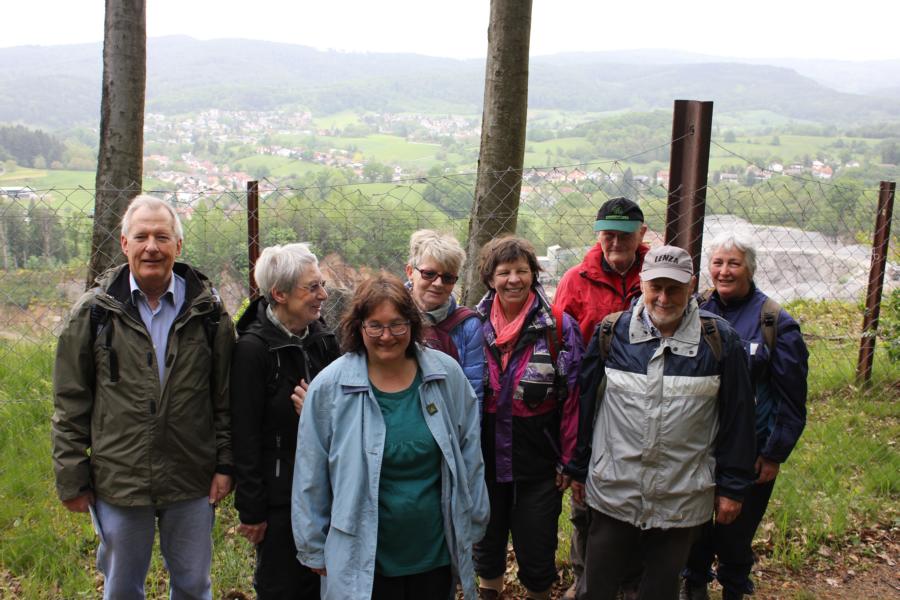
[3,0,898,61]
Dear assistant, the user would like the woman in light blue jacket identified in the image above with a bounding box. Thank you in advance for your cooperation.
[291,274,489,600]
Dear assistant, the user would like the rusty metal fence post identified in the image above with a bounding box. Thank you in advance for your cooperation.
[856,181,896,385]
[247,180,260,300]
[665,99,714,284]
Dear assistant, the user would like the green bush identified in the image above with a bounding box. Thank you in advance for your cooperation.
[879,288,900,362]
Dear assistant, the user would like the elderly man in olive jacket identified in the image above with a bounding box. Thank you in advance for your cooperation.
[51,194,234,600]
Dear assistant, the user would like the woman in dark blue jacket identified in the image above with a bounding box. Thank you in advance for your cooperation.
[681,233,809,600]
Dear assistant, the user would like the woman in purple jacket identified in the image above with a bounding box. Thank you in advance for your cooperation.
[472,236,584,600]
[681,232,809,600]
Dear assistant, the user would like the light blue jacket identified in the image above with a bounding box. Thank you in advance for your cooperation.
[291,345,489,599]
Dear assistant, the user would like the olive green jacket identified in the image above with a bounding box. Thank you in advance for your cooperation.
[51,262,234,506]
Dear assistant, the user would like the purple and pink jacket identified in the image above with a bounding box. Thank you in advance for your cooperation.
[475,285,584,483]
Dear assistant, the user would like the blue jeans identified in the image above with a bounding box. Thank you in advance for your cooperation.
[94,496,214,600]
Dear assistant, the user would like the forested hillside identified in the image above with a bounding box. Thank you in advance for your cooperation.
[2,37,899,130]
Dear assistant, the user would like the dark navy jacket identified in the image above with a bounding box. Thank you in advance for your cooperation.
[699,285,808,463]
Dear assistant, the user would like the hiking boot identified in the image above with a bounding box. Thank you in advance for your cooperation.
[524,587,552,600]
[679,579,710,600]
[721,589,744,600]
[620,580,639,600]
[478,588,500,600]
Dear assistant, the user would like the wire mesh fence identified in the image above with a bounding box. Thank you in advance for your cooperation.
[0,154,898,593]
[1,161,898,407]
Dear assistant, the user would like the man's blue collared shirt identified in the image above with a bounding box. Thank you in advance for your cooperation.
[129,272,186,382]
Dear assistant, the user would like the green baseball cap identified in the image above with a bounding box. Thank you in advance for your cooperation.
[594,197,644,232]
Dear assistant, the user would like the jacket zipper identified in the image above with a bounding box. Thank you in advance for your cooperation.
[275,433,281,478]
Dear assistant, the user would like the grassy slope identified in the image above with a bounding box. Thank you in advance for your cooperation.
[0,167,170,211]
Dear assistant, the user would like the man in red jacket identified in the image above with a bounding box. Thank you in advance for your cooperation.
[554,196,648,599]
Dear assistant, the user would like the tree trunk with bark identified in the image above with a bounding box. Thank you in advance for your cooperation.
[86,0,146,288]
[461,0,533,306]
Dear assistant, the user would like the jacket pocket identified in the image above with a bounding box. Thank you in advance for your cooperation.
[518,380,557,409]
[330,508,358,536]
[590,450,612,481]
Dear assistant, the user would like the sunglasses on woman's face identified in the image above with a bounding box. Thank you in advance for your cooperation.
[415,267,459,285]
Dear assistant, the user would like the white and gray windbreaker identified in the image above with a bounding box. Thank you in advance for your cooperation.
[570,299,757,530]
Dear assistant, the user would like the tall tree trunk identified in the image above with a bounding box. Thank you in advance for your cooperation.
[461,0,533,306]
[86,0,146,289]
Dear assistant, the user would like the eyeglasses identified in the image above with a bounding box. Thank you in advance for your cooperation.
[362,321,410,337]
[296,280,327,294]
[414,267,459,285]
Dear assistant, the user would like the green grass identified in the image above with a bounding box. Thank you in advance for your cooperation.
[714,110,814,132]
[0,168,97,210]
[763,391,900,569]
[310,110,366,130]
[315,134,442,163]
[0,167,171,211]
[0,341,99,597]
[0,167,93,187]
[232,155,330,179]
[708,133,874,173]
[0,338,257,598]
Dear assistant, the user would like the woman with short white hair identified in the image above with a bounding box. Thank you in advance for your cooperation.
[681,232,809,600]
[405,229,484,408]
[231,243,340,599]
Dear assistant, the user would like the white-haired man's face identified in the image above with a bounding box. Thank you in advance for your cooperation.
[120,205,182,296]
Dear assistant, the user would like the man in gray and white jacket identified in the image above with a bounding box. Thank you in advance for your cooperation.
[568,245,756,600]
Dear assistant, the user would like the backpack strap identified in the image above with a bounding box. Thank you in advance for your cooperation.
[89,301,119,383]
[697,288,715,305]
[699,316,723,362]
[436,306,477,336]
[598,311,625,362]
[319,331,341,359]
[202,297,222,349]
[760,296,781,356]
[546,303,566,366]
[546,304,570,405]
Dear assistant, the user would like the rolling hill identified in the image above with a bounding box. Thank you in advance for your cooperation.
[1,36,898,130]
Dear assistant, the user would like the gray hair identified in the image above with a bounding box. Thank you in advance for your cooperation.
[707,232,757,278]
[408,229,466,274]
[121,194,184,241]
[255,243,319,303]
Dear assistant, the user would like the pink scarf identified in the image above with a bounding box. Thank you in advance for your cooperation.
[490,290,536,370]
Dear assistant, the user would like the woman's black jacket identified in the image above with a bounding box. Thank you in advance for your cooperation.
[230,297,340,524]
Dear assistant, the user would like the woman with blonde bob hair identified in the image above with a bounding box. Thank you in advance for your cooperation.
[405,229,484,407]
[292,273,489,600]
